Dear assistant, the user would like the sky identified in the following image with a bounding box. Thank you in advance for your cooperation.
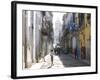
[52,12,66,44]
[52,12,65,30]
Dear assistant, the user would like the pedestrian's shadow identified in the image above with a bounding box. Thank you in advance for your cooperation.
[47,66,52,69]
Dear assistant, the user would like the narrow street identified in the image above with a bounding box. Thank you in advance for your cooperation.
[30,52,90,69]
[22,11,91,69]
[41,53,89,69]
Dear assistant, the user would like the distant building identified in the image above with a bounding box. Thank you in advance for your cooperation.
[54,19,62,44]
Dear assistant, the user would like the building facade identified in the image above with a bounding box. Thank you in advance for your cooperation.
[79,13,91,61]
[41,11,53,62]
[61,13,74,54]
[22,11,53,68]
[61,12,91,64]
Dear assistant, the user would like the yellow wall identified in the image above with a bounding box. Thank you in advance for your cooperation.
[79,14,91,48]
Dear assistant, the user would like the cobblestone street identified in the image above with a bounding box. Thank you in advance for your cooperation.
[30,53,90,69]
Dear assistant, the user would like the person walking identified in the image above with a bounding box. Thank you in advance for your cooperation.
[72,36,77,59]
[50,49,54,66]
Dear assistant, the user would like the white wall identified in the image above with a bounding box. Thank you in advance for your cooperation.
[35,11,42,61]
[0,0,99,80]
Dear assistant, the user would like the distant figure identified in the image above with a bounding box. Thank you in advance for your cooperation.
[57,46,60,55]
[50,49,54,66]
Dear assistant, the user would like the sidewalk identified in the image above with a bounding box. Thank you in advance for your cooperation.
[30,53,65,69]
[29,53,51,69]
[40,54,65,69]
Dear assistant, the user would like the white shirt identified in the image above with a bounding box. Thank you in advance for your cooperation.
[72,37,76,49]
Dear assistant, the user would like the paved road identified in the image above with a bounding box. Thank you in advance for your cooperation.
[40,53,90,69]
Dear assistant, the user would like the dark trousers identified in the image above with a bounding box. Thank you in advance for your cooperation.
[73,48,77,59]
[51,55,53,65]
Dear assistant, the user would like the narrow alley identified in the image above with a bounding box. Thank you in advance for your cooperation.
[22,10,91,69]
